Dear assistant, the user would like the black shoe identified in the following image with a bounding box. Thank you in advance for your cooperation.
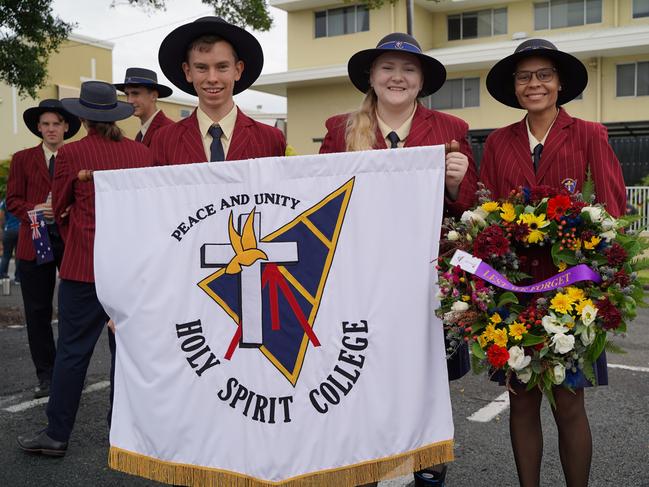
[17,430,67,457]
[34,380,50,399]
[414,465,447,487]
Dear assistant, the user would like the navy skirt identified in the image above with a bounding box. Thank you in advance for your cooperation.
[446,340,471,381]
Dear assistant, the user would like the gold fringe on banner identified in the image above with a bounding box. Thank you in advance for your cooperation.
[109,439,453,486]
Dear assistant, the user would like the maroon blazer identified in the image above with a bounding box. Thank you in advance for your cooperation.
[6,145,53,261]
[479,108,626,217]
[52,131,153,283]
[140,110,174,148]
[151,108,286,165]
[319,104,478,216]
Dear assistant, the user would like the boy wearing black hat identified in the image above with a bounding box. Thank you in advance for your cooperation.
[6,100,81,399]
[114,67,174,147]
[151,16,286,165]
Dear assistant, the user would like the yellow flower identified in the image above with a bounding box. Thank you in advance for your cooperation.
[572,238,582,250]
[557,261,567,272]
[566,287,585,302]
[518,213,550,243]
[462,295,470,302]
[285,145,297,156]
[490,313,502,324]
[484,323,497,341]
[478,333,489,348]
[481,201,500,213]
[508,322,527,341]
[500,202,516,222]
[575,298,594,315]
[493,328,509,348]
[550,292,573,314]
[583,236,601,250]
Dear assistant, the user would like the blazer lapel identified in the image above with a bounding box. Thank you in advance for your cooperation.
[142,111,162,146]
[403,105,431,148]
[227,109,255,161]
[510,119,537,187]
[32,145,52,185]
[181,111,207,162]
[535,108,572,181]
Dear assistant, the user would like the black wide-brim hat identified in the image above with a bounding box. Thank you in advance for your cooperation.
[61,81,134,122]
[347,32,446,98]
[158,16,263,96]
[23,99,81,140]
[114,67,173,98]
[486,38,588,109]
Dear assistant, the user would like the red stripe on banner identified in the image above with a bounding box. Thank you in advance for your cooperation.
[224,325,241,360]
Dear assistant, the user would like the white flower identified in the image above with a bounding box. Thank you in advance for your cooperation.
[581,304,597,327]
[451,301,469,312]
[551,333,575,354]
[580,326,596,346]
[516,366,533,383]
[542,314,569,335]
[460,210,486,228]
[447,230,460,241]
[601,218,617,231]
[507,346,531,371]
[552,363,566,385]
[581,206,603,223]
[599,230,616,242]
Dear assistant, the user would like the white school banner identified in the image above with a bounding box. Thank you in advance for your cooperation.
[94,146,453,486]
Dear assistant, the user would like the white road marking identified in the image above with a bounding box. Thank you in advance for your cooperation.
[608,363,649,373]
[467,391,510,423]
[2,381,110,413]
[467,363,648,423]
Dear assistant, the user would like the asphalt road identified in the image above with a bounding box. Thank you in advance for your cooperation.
[1,299,647,486]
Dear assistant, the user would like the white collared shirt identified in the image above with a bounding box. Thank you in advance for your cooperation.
[376,104,417,148]
[196,104,238,162]
[526,109,560,157]
[139,109,161,139]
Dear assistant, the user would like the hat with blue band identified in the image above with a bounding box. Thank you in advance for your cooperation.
[61,81,134,122]
[114,67,173,98]
[347,32,446,98]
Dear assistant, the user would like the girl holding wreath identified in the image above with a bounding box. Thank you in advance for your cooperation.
[480,39,626,487]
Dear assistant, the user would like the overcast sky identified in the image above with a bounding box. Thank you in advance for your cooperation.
[51,0,288,113]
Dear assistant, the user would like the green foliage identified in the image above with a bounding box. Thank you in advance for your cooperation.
[0,0,74,98]
[0,159,11,200]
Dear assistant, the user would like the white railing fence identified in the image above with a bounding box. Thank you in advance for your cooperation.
[626,186,649,233]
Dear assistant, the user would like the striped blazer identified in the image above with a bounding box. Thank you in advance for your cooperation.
[479,108,626,217]
[52,131,153,282]
[319,104,478,216]
[6,144,53,260]
[151,108,286,165]
[141,110,174,147]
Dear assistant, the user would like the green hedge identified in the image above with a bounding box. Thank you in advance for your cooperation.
[0,159,10,200]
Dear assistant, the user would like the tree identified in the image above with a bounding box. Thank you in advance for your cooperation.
[0,0,74,98]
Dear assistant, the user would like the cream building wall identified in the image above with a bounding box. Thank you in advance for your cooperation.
[259,0,649,155]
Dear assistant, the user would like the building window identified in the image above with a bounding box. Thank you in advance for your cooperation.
[448,8,507,40]
[617,62,649,97]
[534,0,601,30]
[427,78,480,110]
[634,0,649,18]
[315,5,369,38]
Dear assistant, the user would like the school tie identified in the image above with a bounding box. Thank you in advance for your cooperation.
[135,131,143,143]
[387,131,400,149]
[208,125,225,162]
[48,155,55,179]
[532,143,543,172]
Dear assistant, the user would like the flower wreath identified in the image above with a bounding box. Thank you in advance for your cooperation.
[436,181,648,404]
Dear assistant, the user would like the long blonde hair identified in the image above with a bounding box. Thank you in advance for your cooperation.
[344,90,378,151]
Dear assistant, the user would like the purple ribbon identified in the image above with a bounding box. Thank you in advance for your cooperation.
[449,250,601,293]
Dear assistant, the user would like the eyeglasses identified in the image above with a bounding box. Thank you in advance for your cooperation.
[513,68,557,84]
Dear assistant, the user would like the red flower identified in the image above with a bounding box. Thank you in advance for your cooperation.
[604,243,628,266]
[512,222,530,242]
[611,270,631,288]
[487,344,510,368]
[473,225,510,259]
[547,195,572,221]
[597,297,622,330]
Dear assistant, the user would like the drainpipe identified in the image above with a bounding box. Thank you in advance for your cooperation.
[407,0,414,35]
[597,56,602,122]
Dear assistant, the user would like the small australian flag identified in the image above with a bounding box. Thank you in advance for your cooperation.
[27,209,54,265]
